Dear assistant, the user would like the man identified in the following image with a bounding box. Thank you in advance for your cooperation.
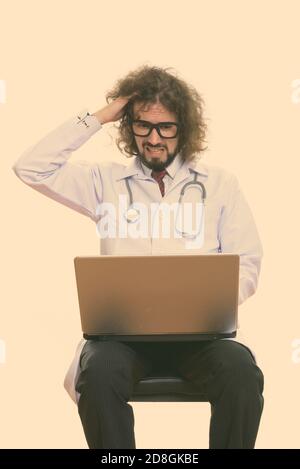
[12,65,264,449]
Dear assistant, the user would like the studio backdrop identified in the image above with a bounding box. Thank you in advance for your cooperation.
[1,0,300,449]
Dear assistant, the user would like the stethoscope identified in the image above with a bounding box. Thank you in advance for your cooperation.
[124,171,206,239]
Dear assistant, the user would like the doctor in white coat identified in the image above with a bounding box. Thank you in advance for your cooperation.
[12,65,264,449]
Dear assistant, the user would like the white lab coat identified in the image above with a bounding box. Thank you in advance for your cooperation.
[12,109,263,405]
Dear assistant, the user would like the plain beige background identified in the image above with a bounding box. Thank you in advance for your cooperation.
[1,0,300,448]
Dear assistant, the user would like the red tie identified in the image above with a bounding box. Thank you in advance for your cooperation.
[151,169,167,197]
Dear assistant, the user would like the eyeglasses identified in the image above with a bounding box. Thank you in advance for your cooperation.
[131,120,179,139]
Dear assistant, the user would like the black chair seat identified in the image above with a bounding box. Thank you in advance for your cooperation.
[130,369,208,402]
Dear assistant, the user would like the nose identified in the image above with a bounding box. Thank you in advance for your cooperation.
[147,127,162,145]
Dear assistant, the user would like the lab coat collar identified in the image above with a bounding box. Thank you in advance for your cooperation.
[116,156,145,180]
[186,157,208,177]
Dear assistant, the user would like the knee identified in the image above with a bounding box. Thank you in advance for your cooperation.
[217,342,264,394]
[75,341,137,398]
[79,341,134,381]
[226,362,264,395]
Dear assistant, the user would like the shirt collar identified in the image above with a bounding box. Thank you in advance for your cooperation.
[117,153,208,181]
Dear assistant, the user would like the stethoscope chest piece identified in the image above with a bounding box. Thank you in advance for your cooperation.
[125,206,140,223]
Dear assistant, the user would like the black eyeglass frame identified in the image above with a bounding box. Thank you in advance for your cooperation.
[130,119,179,139]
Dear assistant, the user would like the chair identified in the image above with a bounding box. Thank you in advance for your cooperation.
[130,369,208,403]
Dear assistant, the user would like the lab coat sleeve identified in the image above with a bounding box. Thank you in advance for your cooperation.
[218,173,263,306]
[12,110,103,222]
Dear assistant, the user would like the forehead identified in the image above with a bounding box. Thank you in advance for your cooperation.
[133,101,176,122]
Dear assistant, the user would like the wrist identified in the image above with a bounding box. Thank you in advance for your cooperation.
[92,110,107,125]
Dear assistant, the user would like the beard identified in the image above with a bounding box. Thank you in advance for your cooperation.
[137,143,180,172]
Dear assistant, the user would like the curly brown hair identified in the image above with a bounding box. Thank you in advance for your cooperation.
[105,65,208,162]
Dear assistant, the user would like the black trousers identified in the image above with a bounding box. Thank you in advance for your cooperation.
[75,339,264,449]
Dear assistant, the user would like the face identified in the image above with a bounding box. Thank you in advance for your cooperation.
[132,100,179,171]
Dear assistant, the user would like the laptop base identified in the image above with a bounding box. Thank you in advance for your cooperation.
[83,332,237,342]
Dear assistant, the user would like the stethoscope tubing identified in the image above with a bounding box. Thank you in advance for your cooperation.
[124,171,206,238]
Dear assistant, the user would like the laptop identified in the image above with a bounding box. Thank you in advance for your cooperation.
[74,254,239,342]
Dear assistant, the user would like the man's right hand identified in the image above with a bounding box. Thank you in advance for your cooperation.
[92,94,137,125]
